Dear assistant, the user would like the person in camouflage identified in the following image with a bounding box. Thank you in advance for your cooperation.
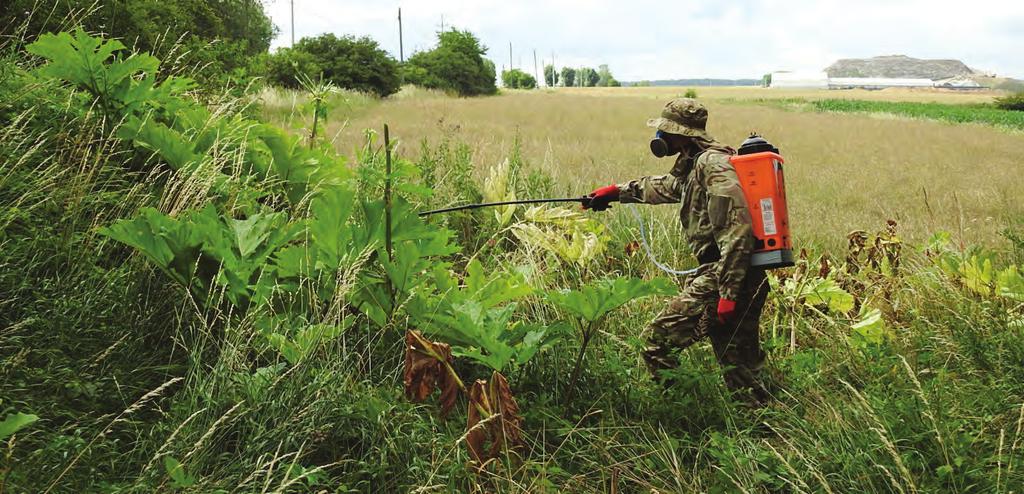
[584,98,771,405]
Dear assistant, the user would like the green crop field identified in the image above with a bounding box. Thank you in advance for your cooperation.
[3,17,1024,494]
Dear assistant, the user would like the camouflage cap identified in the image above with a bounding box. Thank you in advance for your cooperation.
[646,98,709,138]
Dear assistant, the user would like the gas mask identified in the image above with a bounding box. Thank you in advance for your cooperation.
[649,130,677,158]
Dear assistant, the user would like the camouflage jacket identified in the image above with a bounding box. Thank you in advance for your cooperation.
[618,149,754,301]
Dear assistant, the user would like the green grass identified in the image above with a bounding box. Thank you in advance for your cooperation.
[741,97,1024,130]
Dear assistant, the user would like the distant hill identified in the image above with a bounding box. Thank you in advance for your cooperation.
[825,55,979,80]
[623,78,760,87]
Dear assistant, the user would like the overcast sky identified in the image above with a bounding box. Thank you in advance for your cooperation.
[263,0,1024,81]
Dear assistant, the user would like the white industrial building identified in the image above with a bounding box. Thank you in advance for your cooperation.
[828,77,934,89]
[769,71,829,89]
[768,71,984,90]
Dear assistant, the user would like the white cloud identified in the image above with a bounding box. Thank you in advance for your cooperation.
[263,0,1024,79]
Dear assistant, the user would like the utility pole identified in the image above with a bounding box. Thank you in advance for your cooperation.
[508,42,513,71]
[440,14,445,32]
[290,0,295,46]
[397,8,404,62]
[552,52,556,87]
[533,49,539,88]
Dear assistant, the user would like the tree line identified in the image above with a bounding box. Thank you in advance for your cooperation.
[544,64,621,87]
[2,3,621,97]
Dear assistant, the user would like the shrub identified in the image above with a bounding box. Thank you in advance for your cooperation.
[2,0,274,88]
[403,30,497,97]
[267,34,400,97]
[684,88,698,98]
[995,91,1024,111]
[501,69,536,89]
[265,48,322,88]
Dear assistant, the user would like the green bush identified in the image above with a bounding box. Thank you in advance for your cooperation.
[501,68,536,89]
[266,34,400,97]
[995,91,1024,111]
[684,88,698,98]
[402,30,497,96]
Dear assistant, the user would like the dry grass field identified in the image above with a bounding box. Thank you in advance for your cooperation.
[263,86,1024,250]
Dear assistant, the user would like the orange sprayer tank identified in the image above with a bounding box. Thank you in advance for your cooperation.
[729,135,794,269]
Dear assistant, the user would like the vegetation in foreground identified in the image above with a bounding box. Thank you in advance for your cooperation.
[2,30,1024,494]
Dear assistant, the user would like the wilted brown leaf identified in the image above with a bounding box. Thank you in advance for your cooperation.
[818,255,832,279]
[436,344,459,417]
[403,330,459,416]
[624,240,640,256]
[486,371,522,457]
[466,379,492,464]
[464,371,523,465]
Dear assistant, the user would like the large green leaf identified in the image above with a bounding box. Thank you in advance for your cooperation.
[850,307,887,348]
[117,117,201,172]
[546,277,677,323]
[406,262,551,371]
[960,255,996,296]
[27,29,158,102]
[308,185,357,270]
[998,266,1024,302]
[0,412,39,440]
[780,277,855,314]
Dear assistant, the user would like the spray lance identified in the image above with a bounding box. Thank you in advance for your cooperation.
[419,197,702,277]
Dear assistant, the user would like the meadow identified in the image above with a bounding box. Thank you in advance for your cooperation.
[4,31,1024,493]
[264,85,1024,251]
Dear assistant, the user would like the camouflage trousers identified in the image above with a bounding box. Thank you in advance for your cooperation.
[643,263,771,404]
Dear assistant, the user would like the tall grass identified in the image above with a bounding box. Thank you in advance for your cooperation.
[321,89,1024,251]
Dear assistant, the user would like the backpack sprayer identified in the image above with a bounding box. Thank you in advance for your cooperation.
[419,134,793,274]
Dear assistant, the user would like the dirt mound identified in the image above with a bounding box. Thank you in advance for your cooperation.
[826,55,977,80]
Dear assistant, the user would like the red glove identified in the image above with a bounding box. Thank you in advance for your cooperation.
[717,299,736,324]
[584,184,619,211]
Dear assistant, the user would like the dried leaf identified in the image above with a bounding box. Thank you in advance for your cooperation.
[466,379,492,464]
[487,371,522,457]
[436,344,459,417]
[403,330,456,407]
[464,372,523,465]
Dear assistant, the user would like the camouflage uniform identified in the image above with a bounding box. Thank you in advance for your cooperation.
[620,99,771,403]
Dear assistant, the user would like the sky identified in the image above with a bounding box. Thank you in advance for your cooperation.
[262,0,1024,81]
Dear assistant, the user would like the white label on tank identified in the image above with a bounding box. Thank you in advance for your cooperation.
[760,198,777,235]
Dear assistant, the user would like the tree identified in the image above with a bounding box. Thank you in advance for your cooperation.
[501,69,536,89]
[596,64,620,87]
[578,67,600,87]
[267,34,400,97]
[403,30,497,97]
[560,67,576,88]
[544,64,558,87]
[1,0,275,87]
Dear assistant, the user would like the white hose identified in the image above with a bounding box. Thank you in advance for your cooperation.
[627,204,699,277]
